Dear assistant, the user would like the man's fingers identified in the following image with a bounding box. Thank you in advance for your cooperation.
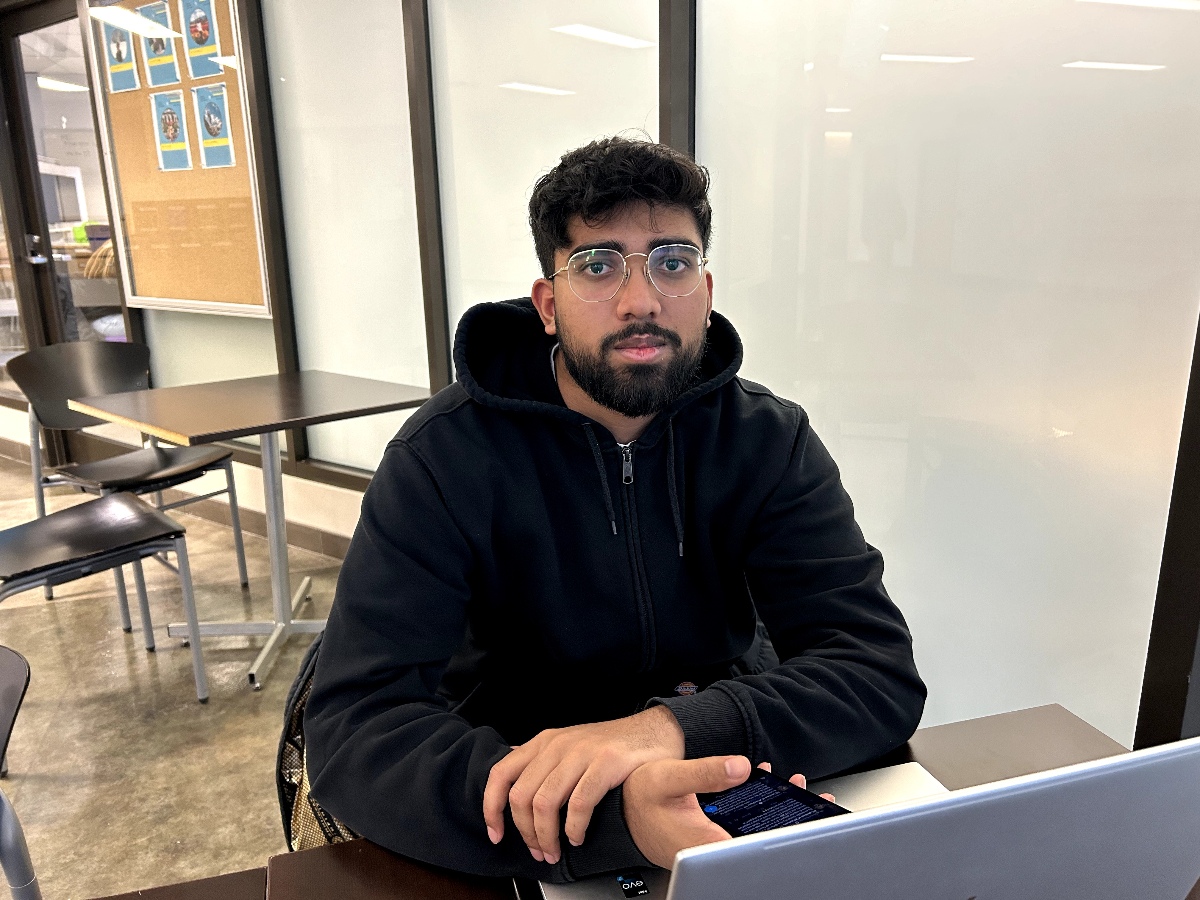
[644,755,752,801]
[789,773,807,789]
[509,748,589,862]
[757,761,772,773]
[563,757,629,847]
[483,746,534,842]
[528,754,593,865]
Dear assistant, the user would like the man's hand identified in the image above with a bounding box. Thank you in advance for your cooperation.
[483,705,685,864]
[623,758,826,869]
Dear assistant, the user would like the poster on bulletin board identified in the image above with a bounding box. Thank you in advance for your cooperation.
[192,84,234,168]
[179,0,223,79]
[137,1,181,87]
[103,23,139,92]
[88,0,270,316]
[151,90,191,171]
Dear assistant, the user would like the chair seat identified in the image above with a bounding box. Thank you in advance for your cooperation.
[54,445,231,492]
[0,493,184,582]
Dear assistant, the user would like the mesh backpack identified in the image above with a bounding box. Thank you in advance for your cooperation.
[276,632,359,850]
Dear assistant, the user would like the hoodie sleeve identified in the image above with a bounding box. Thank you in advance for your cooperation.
[655,417,927,780]
[303,439,646,882]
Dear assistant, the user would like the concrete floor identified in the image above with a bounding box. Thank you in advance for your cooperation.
[0,455,343,898]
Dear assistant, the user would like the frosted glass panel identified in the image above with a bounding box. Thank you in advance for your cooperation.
[428,0,658,346]
[698,0,1200,745]
[262,0,428,472]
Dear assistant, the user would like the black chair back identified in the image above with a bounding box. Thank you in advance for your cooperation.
[7,342,151,430]
[0,647,29,770]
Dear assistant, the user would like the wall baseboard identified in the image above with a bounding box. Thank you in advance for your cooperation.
[0,434,351,561]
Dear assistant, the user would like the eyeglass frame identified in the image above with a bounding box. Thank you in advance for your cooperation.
[548,243,710,303]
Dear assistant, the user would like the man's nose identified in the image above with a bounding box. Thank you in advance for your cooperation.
[614,257,661,318]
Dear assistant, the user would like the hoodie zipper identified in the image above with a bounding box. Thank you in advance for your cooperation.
[619,442,634,484]
[617,441,657,671]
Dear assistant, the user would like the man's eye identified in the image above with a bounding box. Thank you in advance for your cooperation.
[657,257,691,272]
[576,261,613,277]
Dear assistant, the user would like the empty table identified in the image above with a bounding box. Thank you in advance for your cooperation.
[70,370,429,688]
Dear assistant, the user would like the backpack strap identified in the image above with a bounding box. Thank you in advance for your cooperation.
[276,632,358,850]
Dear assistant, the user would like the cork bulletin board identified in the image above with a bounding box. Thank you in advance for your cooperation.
[88,0,270,316]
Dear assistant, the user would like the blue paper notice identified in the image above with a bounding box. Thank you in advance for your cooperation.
[192,84,234,169]
[179,0,222,79]
[103,23,139,93]
[151,90,192,172]
[137,2,181,87]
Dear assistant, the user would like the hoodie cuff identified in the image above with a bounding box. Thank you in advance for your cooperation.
[563,787,652,879]
[651,687,750,760]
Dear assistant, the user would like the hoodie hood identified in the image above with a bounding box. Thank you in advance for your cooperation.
[453,298,744,442]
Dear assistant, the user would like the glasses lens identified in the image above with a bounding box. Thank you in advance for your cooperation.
[647,245,704,296]
[567,249,625,302]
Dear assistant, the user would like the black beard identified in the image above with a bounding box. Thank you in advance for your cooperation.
[558,320,706,418]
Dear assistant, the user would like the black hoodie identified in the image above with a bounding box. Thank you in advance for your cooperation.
[304,299,925,881]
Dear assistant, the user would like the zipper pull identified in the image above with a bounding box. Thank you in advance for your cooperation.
[619,443,634,485]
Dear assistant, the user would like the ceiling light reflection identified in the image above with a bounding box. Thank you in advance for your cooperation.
[1077,0,1200,10]
[88,6,181,39]
[1062,60,1165,70]
[881,54,974,63]
[499,82,575,96]
[37,76,88,92]
[550,24,654,49]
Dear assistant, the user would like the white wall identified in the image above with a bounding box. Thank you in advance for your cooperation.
[428,0,659,344]
[697,0,1200,746]
[260,0,428,473]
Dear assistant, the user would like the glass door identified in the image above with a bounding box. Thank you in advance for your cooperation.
[0,200,24,394]
[0,0,127,378]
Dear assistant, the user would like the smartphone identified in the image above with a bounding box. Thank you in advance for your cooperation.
[698,769,850,837]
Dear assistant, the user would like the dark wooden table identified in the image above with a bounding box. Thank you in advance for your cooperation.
[69,371,429,688]
[88,704,1125,900]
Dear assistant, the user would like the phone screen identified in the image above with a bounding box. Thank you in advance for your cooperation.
[697,769,850,837]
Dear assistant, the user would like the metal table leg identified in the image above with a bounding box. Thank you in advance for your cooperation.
[166,429,323,690]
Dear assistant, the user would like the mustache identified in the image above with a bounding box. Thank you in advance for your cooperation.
[600,322,683,354]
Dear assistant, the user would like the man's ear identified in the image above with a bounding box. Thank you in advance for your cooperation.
[531,278,558,336]
[704,270,714,328]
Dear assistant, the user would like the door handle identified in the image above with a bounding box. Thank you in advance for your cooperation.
[24,234,47,265]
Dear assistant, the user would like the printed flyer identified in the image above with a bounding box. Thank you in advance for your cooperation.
[179,0,223,79]
[137,2,181,87]
[151,90,192,171]
[192,83,234,168]
[103,23,139,93]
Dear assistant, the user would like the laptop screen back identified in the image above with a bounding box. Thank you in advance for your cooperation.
[668,736,1200,900]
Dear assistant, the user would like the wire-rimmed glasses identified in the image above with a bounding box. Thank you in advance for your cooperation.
[550,244,708,303]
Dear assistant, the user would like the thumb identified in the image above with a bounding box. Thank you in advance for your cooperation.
[657,755,752,798]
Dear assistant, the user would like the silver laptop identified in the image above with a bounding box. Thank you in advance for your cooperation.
[530,736,1200,900]
[529,760,948,900]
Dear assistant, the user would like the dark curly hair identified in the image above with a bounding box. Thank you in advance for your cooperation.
[528,136,713,277]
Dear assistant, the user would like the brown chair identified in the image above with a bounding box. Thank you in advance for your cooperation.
[6,342,247,630]
[0,646,39,900]
[0,493,208,702]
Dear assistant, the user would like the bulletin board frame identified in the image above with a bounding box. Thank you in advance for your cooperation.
[82,0,271,317]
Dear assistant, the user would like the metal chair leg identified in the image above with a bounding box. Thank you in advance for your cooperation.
[173,537,208,703]
[112,567,132,633]
[131,560,154,651]
[28,411,51,602]
[223,460,249,588]
[146,436,165,510]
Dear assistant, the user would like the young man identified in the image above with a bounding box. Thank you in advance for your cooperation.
[304,137,925,882]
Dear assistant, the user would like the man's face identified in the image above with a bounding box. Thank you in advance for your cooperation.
[532,203,713,419]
